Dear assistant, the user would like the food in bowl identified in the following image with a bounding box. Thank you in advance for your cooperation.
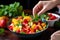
[40,13,60,26]
[8,16,48,34]
[41,13,57,20]
[47,13,57,20]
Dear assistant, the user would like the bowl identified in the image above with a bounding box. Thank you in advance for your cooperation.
[47,13,60,27]
[8,16,48,38]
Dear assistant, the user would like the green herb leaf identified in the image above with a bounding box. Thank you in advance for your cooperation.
[0,2,23,17]
[20,32,26,34]
[22,11,25,17]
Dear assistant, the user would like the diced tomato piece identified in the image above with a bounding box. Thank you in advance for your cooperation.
[22,22,28,26]
[34,25,39,30]
[8,23,14,30]
[38,20,42,24]
[22,19,28,26]
[26,31,32,34]
[49,16,57,20]
[9,26,13,30]
[33,25,39,32]
[16,29,20,33]
[23,19,28,23]
[26,28,34,34]
[22,27,27,32]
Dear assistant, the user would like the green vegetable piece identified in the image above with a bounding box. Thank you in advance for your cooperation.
[4,11,8,15]
[0,5,4,7]
[14,2,20,8]
[9,12,12,17]
[15,21,19,26]
[22,11,25,17]
[20,32,26,34]
[36,30,40,32]
[0,2,23,17]
[46,17,49,20]
[18,6,23,14]
[0,28,5,34]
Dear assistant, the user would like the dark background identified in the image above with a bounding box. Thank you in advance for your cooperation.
[0,0,58,13]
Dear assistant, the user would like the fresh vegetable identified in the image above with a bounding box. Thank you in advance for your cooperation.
[0,2,23,17]
[8,16,47,34]
[0,16,9,28]
[39,13,57,20]
[0,28,5,35]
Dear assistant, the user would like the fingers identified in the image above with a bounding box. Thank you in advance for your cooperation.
[38,6,46,16]
[38,1,56,16]
[33,1,56,16]
[33,1,42,16]
[33,5,38,17]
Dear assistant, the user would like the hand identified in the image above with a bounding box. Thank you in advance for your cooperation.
[33,1,57,16]
[51,30,60,40]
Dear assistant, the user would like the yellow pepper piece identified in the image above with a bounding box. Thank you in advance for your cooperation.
[38,25,43,30]
[13,26,20,32]
[19,19,23,23]
[41,23,46,27]
[12,18,18,25]
[24,16,32,21]
[31,24,36,29]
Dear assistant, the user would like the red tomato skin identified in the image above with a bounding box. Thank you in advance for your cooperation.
[23,19,28,24]
[16,30,20,33]
[8,23,13,30]
[49,16,57,20]
[0,19,6,27]
[9,26,13,30]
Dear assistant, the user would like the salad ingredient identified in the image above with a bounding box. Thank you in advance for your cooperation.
[0,2,23,17]
[40,13,57,20]
[0,28,5,35]
[0,16,9,28]
[8,16,47,34]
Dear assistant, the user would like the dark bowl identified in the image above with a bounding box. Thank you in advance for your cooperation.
[7,17,48,38]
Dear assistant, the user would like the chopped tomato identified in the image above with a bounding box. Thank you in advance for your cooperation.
[16,29,20,33]
[23,19,28,25]
[9,16,47,34]
[9,26,13,30]
[49,16,57,20]
[0,19,6,27]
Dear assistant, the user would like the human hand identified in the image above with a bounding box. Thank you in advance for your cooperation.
[51,30,60,40]
[33,1,57,16]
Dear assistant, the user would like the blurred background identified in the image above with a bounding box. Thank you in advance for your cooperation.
[0,0,58,13]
